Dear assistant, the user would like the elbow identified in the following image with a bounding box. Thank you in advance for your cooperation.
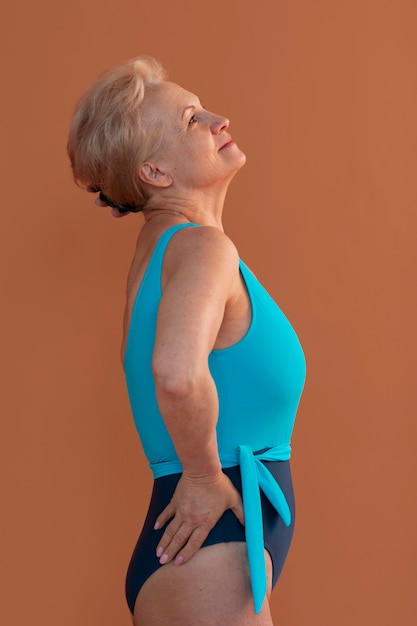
[152,359,197,399]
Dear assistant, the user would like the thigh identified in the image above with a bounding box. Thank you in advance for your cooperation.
[133,542,274,626]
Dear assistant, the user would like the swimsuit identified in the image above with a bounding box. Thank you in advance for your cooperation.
[123,223,306,614]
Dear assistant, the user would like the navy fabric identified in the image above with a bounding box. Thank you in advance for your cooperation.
[125,459,295,614]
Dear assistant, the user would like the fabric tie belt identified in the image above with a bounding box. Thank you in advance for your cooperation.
[151,442,292,615]
[238,444,291,614]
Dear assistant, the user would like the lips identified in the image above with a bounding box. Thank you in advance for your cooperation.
[219,136,234,150]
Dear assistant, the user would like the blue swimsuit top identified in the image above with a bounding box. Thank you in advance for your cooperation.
[124,223,306,614]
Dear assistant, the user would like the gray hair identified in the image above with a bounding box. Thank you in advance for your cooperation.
[67,56,167,209]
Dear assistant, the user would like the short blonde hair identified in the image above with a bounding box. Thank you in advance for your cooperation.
[67,56,166,209]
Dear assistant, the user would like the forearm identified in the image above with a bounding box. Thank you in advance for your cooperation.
[154,367,222,476]
[153,364,245,568]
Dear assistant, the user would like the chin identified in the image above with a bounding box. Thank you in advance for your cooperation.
[233,148,247,171]
[226,156,246,184]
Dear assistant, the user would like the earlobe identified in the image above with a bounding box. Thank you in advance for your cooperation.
[138,163,173,188]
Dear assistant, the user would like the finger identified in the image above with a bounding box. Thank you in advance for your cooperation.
[156,520,191,564]
[154,503,175,531]
[226,482,245,526]
[231,499,245,526]
[111,207,128,218]
[172,526,210,565]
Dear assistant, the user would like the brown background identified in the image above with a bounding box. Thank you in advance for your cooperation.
[1,1,416,624]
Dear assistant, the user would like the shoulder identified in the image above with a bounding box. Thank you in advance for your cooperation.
[162,225,240,292]
[166,224,239,271]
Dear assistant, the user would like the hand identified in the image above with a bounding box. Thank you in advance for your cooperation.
[154,471,245,566]
[86,185,128,218]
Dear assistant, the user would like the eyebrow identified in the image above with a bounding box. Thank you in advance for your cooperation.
[181,104,197,120]
[181,99,203,120]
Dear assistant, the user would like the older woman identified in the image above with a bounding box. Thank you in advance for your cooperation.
[68,56,306,626]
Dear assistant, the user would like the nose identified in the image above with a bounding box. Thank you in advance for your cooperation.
[210,114,229,134]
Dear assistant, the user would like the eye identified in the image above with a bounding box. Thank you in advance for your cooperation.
[188,113,198,126]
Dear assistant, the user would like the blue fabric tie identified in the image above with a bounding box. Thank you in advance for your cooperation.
[238,444,291,614]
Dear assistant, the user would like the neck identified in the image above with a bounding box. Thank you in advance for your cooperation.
[143,186,228,230]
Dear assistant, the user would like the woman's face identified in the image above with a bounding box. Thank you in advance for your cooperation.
[141,81,246,191]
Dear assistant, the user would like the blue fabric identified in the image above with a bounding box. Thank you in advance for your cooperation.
[124,223,306,613]
[239,445,292,613]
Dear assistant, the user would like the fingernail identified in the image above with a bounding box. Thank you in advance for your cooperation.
[174,555,184,565]
[159,554,169,565]
[154,521,160,530]
[156,547,164,558]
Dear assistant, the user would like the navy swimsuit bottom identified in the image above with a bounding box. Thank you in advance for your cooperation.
[125,459,295,615]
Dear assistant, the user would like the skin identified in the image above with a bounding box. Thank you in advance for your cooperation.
[94,81,275,625]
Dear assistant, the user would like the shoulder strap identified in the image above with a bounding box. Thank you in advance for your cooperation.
[155,222,199,258]
[149,222,199,276]
[123,223,199,366]
[139,222,199,297]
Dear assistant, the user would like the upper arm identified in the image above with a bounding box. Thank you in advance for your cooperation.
[152,226,239,386]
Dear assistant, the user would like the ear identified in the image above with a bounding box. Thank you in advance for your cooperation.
[138,163,173,188]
